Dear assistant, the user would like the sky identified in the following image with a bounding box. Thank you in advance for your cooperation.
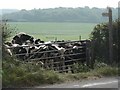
[0,0,120,10]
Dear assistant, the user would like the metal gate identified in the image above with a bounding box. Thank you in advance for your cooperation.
[5,40,92,73]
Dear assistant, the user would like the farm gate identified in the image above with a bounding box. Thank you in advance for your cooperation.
[5,40,93,73]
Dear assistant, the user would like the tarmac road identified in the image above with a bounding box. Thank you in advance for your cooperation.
[37,77,119,88]
[2,77,119,90]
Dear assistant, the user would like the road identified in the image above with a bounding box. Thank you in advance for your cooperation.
[2,77,119,90]
[37,77,119,88]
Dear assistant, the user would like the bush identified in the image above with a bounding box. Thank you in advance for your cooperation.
[94,60,108,69]
[90,19,119,65]
[2,57,64,87]
[95,66,118,76]
[93,60,118,76]
[71,63,90,73]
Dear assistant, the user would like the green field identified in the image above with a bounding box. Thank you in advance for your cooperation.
[9,22,97,41]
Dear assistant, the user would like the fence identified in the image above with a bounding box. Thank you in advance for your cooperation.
[5,40,93,73]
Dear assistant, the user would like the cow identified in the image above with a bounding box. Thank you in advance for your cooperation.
[4,42,27,60]
[4,32,89,73]
[4,42,13,56]
[61,42,87,73]
[12,32,34,45]
[35,39,44,44]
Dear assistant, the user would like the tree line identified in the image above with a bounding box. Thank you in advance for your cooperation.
[3,7,118,23]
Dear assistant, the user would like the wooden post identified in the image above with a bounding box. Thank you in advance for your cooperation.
[108,8,113,64]
[55,37,57,41]
[62,56,65,73]
[0,20,2,82]
[86,40,90,67]
[51,59,54,70]
[79,35,81,41]
[91,40,95,69]
[102,7,113,64]
[44,52,48,69]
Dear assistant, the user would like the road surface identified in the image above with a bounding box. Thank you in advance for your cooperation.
[2,77,119,90]
[37,77,119,88]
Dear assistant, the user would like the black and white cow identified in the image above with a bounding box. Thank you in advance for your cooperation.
[12,32,34,45]
[4,42,27,60]
[4,32,88,73]
[35,39,44,44]
[5,33,34,60]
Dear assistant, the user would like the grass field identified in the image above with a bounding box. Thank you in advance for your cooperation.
[9,22,97,41]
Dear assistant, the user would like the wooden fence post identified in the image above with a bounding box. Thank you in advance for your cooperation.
[62,56,65,73]
[44,52,48,69]
[90,40,95,69]
[51,59,54,70]
[86,40,91,67]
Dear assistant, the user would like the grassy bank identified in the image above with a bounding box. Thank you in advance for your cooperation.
[2,57,118,88]
[2,57,63,87]
[62,66,118,82]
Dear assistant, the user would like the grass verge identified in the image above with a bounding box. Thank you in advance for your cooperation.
[2,57,118,87]
[60,66,118,82]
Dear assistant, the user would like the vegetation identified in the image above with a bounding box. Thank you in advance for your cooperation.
[2,57,63,87]
[2,19,119,87]
[0,9,19,15]
[64,65,118,82]
[2,21,16,42]
[3,7,118,23]
[90,19,119,65]
[2,57,118,87]
[71,63,90,73]
[1,22,64,87]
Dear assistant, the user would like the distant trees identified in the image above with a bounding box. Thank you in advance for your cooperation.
[90,19,119,65]
[3,7,117,23]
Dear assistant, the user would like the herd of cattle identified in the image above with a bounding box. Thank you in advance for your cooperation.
[4,32,89,72]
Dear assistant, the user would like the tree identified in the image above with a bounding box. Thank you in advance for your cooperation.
[90,19,119,65]
[0,20,16,58]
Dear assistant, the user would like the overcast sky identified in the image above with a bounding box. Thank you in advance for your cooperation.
[0,0,119,10]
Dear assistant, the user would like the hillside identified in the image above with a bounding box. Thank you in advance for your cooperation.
[2,7,118,23]
[0,9,19,15]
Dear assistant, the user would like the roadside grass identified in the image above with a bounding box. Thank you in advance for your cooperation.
[2,57,118,87]
[61,66,118,82]
[62,61,118,82]
[95,66,118,76]
[2,58,64,87]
